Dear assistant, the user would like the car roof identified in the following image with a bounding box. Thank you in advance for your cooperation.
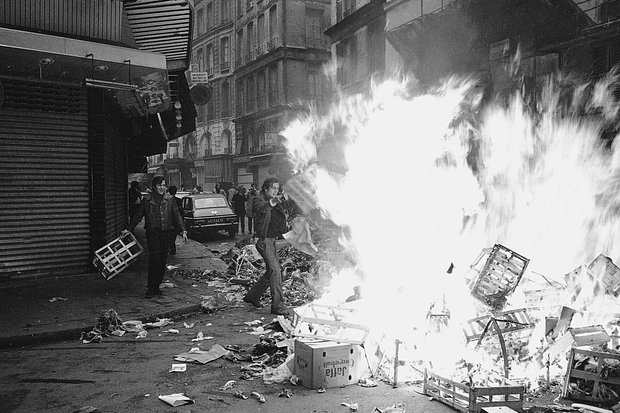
[182,193,226,199]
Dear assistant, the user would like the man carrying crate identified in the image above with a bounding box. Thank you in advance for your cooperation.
[128,176,188,298]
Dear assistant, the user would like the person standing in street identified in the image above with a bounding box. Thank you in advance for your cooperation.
[128,181,142,221]
[245,183,258,235]
[167,185,184,255]
[232,186,247,234]
[243,178,291,315]
[128,176,187,298]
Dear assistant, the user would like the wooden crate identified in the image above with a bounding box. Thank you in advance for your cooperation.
[92,231,144,280]
[463,308,535,343]
[292,304,370,345]
[588,254,620,296]
[470,244,529,310]
[424,370,525,413]
[562,348,620,405]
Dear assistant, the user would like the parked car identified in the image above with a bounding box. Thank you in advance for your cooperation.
[181,193,238,238]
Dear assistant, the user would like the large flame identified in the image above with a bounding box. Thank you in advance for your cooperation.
[282,68,620,384]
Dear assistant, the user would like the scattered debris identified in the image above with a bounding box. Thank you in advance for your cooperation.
[234,390,248,399]
[251,391,266,403]
[163,329,179,334]
[136,330,147,339]
[279,388,293,398]
[159,281,177,288]
[174,344,230,364]
[157,393,194,407]
[219,380,237,391]
[49,297,68,302]
[191,331,214,341]
[341,402,359,411]
[317,387,326,393]
[73,406,100,413]
[183,322,195,329]
[169,364,186,373]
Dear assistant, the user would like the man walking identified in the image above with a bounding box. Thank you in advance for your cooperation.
[129,176,187,298]
[167,185,184,255]
[243,178,291,315]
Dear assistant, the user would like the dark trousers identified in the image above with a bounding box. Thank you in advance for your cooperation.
[237,213,246,233]
[245,238,283,311]
[145,228,175,292]
[247,217,253,234]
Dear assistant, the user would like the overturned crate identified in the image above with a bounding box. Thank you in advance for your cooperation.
[470,244,529,311]
[424,370,525,413]
[93,231,144,280]
[562,347,620,406]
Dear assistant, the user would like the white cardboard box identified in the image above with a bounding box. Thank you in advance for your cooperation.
[294,338,363,389]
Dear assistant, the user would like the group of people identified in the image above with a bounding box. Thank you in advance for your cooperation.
[127,177,295,315]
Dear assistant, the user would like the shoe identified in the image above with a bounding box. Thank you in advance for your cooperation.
[169,250,176,256]
[243,296,263,309]
[153,288,164,296]
[145,290,156,298]
[270,307,291,316]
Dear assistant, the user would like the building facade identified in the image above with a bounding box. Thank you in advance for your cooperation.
[232,0,331,188]
[0,0,195,280]
[326,0,386,95]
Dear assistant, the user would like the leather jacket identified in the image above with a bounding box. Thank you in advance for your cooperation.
[252,192,288,239]
[129,193,186,233]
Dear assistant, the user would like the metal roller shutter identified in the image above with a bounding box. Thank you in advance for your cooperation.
[0,77,91,279]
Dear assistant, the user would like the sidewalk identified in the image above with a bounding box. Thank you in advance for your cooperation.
[0,224,230,348]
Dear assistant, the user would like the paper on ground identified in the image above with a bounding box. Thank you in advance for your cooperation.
[158,393,194,407]
[174,344,230,364]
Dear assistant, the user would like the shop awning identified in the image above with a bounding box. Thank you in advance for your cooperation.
[124,0,194,72]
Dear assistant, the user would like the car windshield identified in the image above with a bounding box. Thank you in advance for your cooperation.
[194,197,229,209]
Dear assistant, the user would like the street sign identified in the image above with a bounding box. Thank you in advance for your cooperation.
[191,72,209,83]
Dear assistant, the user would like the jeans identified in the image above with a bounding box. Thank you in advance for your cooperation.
[245,238,284,311]
[237,213,246,233]
[145,228,175,292]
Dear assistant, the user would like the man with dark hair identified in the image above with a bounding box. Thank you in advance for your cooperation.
[243,177,291,315]
[129,176,187,298]
[167,185,183,255]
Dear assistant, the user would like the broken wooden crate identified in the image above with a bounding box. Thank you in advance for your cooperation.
[588,254,620,296]
[470,244,529,311]
[562,347,620,405]
[292,303,370,345]
[92,231,144,280]
[424,370,525,413]
[463,308,535,344]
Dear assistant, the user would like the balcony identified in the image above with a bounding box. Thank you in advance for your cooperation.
[220,61,230,72]
[256,44,266,57]
[267,37,280,51]
[235,58,244,69]
[204,148,213,156]
[207,66,214,76]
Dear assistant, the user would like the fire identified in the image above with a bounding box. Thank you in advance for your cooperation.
[282,68,620,388]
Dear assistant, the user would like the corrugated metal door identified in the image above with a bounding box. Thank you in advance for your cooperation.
[0,77,90,279]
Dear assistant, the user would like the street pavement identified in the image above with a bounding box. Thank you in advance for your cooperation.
[0,223,232,349]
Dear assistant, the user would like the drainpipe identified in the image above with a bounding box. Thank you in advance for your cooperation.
[282,0,288,105]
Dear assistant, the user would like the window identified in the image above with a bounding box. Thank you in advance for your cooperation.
[305,8,324,48]
[237,0,243,16]
[220,37,230,71]
[268,64,278,106]
[269,6,277,43]
[197,48,204,71]
[236,29,244,66]
[221,81,230,117]
[247,76,255,112]
[196,9,204,35]
[257,70,266,110]
[221,0,231,23]
[206,2,213,32]
[257,14,266,54]
[308,65,322,100]
[246,22,254,61]
[206,44,214,75]
[236,79,244,116]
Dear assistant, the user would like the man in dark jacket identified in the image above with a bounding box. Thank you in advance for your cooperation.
[243,178,291,315]
[167,185,184,255]
[129,176,187,298]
